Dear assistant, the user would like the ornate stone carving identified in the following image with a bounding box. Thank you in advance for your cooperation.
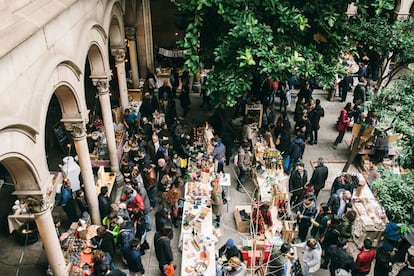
[111,47,126,64]
[64,121,87,140]
[125,26,136,40]
[91,77,111,95]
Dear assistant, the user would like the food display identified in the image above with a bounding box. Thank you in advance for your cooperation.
[180,134,217,276]
[352,182,387,247]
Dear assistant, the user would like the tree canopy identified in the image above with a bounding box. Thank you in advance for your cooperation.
[370,70,414,169]
[174,0,354,108]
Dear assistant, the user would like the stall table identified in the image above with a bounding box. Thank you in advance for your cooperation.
[352,183,387,247]
[180,180,217,276]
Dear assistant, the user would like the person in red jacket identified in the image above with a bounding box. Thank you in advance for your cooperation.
[355,239,376,276]
[333,102,352,149]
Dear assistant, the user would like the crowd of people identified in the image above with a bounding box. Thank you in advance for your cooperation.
[53,65,414,276]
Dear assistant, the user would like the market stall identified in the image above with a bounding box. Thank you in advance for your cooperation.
[352,181,387,247]
[233,143,293,274]
[60,222,99,275]
[180,181,217,275]
[89,129,126,169]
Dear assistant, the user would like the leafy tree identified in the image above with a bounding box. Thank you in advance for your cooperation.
[372,169,414,225]
[370,71,414,169]
[346,4,414,89]
[174,0,353,108]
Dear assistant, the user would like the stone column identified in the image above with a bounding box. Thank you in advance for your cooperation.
[137,0,154,76]
[126,27,140,88]
[34,208,67,275]
[63,120,100,225]
[111,46,129,110]
[91,77,125,202]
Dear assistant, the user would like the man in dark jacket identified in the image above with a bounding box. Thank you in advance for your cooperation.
[98,186,111,221]
[289,162,308,207]
[289,135,306,173]
[310,157,329,199]
[308,99,325,145]
[327,238,356,275]
[218,239,244,262]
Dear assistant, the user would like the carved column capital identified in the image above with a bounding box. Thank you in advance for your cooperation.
[91,77,111,95]
[125,26,137,40]
[111,47,126,64]
[64,121,87,140]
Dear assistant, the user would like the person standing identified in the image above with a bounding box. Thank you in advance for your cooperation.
[296,194,317,242]
[237,142,252,192]
[289,162,308,207]
[308,99,324,145]
[289,134,306,172]
[333,103,352,149]
[309,157,328,199]
[60,179,79,222]
[292,239,322,276]
[210,180,224,228]
[154,224,174,275]
[122,239,145,276]
[355,239,376,276]
[374,245,393,276]
[179,80,191,117]
[210,137,226,174]
[327,238,355,276]
[170,67,179,99]
[98,186,112,221]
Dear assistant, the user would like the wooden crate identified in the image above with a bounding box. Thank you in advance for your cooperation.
[282,220,298,243]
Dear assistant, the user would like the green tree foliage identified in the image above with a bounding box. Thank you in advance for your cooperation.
[173,0,352,107]
[346,5,414,89]
[372,169,414,225]
[370,71,414,169]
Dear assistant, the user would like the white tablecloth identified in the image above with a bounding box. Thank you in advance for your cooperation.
[180,181,216,276]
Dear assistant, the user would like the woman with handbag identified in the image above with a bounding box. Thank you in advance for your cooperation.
[333,103,352,149]
[154,224,175,276]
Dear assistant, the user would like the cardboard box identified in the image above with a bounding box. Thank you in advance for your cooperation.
[234,205,251,233]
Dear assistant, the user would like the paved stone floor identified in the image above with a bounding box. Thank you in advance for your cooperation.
[0,89,405,275]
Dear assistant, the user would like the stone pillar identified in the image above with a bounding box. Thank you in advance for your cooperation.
[34,208,67,275]
[126,27,140,88]
[137,0,154,76]
[111,46,129,110]
[91,77,125,202]
[63,120,101,225]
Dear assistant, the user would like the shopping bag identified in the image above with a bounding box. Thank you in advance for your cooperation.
[164,263,175,276]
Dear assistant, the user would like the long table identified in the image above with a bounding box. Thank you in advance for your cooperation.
[180,179,217,276]
[352,183,387,247]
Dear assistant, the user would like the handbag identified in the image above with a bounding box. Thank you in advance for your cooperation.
[164,263,175,276]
